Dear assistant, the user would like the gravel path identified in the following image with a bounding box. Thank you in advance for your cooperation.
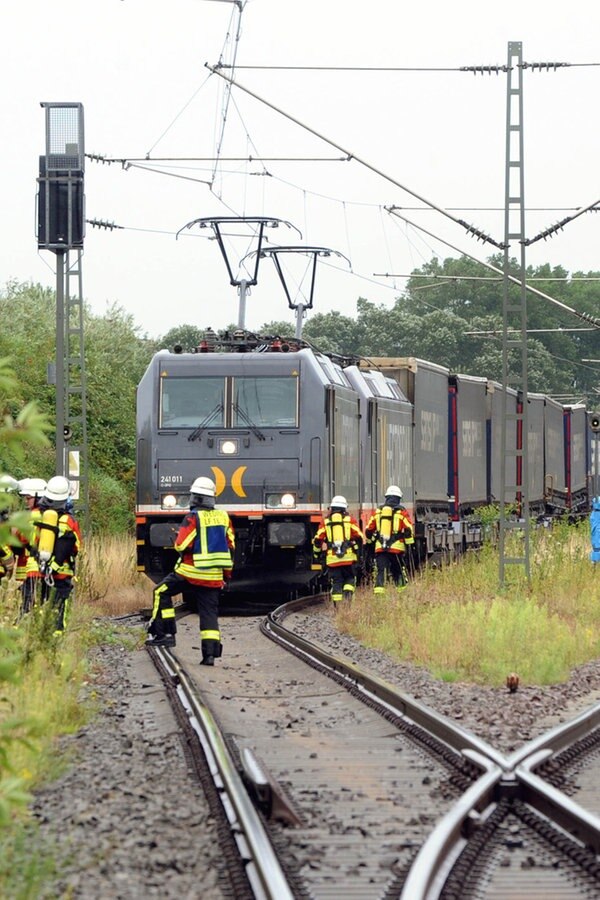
[31,634,227,900]
[29,606,600,897]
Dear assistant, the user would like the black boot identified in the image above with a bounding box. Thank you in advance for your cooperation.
[200,638,222,665]
[146,633,176,647]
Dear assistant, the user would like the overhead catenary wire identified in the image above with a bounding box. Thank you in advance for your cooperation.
[125,162,212,186]
[525,196,600,246]
[215,64,472,72]
[466,327,596,334]
[88,152,600,234]
[86,55,600,342]
[87,156,600,327]
[211,2,245,186]
[373,273,600,282]
[90,155,350,163]
[214,60,600,72]
[205,63,505,249]
[144,73,214,157]
[386,207,600,330]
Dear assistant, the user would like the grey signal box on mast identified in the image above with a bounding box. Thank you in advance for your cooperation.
[37,103,85,250]
[36,102,88,529]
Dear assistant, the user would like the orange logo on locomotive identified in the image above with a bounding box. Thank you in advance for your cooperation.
[210,466,247,498]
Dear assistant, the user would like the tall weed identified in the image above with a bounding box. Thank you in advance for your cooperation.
[77,534,148,615]
[342,521,600,686]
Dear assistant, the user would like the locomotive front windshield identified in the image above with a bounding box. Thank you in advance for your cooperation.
[233,377,298,427]
[159,375,298,428]
[160,377,225,428]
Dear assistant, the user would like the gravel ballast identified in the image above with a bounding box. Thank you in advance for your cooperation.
[29,607,600,897]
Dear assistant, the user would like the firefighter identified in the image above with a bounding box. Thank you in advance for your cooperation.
[14,478,47,615]
[590,496,600,562]
[0,475,18,585]
[312,496,364,609]
[38,476,82,635]
[0,544,14,584]
[146,476,235,666]
[365,485,414,595]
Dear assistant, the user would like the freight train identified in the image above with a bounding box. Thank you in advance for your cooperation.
[135,329,600,591]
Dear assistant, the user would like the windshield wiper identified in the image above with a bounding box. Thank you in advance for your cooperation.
[233,403,266,441]
[187,403,224,442]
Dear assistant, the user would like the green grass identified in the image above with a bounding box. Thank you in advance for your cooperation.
[0,583,143,898]
[339,521,600,686]
[0,823,59,900]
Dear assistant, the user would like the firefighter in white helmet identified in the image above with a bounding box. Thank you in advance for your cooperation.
[312,496,364,609]
[365,485,414,595]
[0,475,18,584]
[13,478,47,615]
[146,476,235,665]
[38,476,82,635]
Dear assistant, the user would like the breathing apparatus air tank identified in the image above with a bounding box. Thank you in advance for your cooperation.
[329,511,346,557]
[379,506,394,548]
[38,509,59,565]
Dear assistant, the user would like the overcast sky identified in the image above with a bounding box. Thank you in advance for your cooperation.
[4,0,600,339]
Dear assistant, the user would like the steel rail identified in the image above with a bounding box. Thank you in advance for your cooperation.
[268,594,600,897]
[516,750,600,854]
[153,646,294,900]
[506,699,600,769]
[400,750,503,900]
[265,595,508,767]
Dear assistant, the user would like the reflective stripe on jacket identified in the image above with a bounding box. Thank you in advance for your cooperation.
[313,513,363,567]
[365,506,414,554]
[174,509,235,586]
[49,513,82,578]
[14,508,43,581]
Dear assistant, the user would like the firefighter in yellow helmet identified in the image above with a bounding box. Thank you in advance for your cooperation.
[312,496,364,609]
[146,476,235,666]
[365,485,414,595]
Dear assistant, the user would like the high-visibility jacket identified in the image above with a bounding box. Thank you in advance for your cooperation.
[15,508,43,582]
[313,513,363,567]
[365,505,414,554]
[174,508,235,587]
[0,543,14,580]
[591,497,600,562]
[48,512,82,579]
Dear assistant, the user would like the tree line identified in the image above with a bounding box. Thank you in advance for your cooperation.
[1,254,598,531]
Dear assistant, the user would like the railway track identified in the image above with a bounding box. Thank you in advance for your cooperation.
[146,595,600,898]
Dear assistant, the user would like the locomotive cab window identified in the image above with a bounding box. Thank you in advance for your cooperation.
[233,376,298,427]
[160,377,225,428]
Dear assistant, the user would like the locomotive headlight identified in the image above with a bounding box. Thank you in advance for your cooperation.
[219,439,238,455]
[266,492,297,509]
[161,493,189,510]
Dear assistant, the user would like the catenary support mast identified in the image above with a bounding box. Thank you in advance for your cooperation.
[499,43,530,584]
[37,103,89,531]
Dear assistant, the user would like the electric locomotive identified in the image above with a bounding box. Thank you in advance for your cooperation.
[136,333,363,591]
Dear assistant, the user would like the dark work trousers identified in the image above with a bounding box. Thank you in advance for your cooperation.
[375,552,407,588]
[190,586,222,660]
[150,575,221,658]
[19,576,46,617]
[149,572,185,638]
[49,578,74,634]
[329,564,356,603]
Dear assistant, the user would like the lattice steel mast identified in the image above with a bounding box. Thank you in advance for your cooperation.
[499,43,530,584]
[37,103,89,530]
